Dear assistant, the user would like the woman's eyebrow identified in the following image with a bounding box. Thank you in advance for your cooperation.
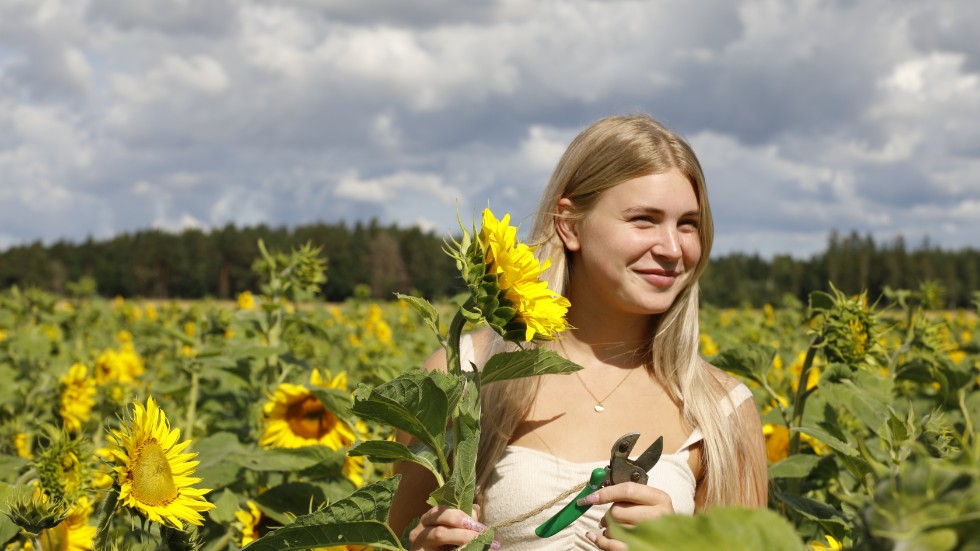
[622,206,701,218]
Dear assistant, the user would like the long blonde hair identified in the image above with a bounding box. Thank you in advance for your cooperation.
[476,114,767,508]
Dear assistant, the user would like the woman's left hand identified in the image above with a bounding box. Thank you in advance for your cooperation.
[577,482,675,550]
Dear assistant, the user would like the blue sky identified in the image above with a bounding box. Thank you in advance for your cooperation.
[1,0,978,258]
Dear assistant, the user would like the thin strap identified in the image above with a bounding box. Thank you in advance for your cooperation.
[721,384,753,417]
[678,384,753,453]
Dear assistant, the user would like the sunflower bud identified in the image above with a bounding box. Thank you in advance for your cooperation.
[3,491,71,537]
[448,209,570,343]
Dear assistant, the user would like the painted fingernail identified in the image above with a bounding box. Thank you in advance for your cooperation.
[490,540,502,550]
[576,492,599,506]
[462,517,487,532]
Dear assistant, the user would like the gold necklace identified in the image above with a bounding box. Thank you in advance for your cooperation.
[573,369,636,412]
[559,339,638,413]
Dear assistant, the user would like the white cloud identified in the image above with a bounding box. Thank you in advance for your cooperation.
[0,0,977,261]
[111,54,229,104]
[335,171,461,205]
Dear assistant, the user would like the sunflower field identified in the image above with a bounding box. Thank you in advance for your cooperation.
[0,232,978,550]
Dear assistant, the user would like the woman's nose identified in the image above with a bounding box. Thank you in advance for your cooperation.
[651,226,682,260]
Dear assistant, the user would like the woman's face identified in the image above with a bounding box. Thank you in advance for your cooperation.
[559,168,702,316]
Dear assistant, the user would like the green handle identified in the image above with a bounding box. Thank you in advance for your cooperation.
[534,467,607,538]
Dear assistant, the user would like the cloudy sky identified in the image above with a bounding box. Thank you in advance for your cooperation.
[1,0,977,259]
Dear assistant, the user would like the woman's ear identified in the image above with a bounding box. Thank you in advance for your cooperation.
[555,198,581,252]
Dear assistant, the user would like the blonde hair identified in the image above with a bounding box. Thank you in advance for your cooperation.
[476,114,766,508]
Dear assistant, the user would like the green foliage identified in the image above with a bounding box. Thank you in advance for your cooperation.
[0,233,977,549]
[610,507,803,550]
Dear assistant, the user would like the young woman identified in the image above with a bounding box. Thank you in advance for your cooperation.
[391,114,768,550]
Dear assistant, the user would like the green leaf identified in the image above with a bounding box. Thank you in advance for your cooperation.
[208,489,242,525]
[352,370,464,455]
[0,483,22,545]
[820,370,892,434]
[480,348,582,384]
[609,506,803,550]
[253,482,328,526]
[793,426,859,457]
[772,492,847,526]
[237,445,345,473]
[309,386,357,429]
[808,290,836,313]
[429,388,480,513]
[711,344,776,386]
[768,454,822,479]
[349,440,440,476]
[193,432,245,490]
[396,293,443,342]
[245,476,404,551]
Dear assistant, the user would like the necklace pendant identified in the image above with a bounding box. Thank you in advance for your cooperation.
[594,404,605,413]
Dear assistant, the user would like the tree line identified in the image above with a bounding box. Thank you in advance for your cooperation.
[0,224,976,308]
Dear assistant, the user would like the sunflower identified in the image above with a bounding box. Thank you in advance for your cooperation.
[94,345,145,386]
[35,495,96,551]
[478,208,570,341]
[107,396,215,529]
[762,423,790,463]
[259,370,356,451]
[237,290,256,310]
[59,363,97,433]
[235,500,263,547]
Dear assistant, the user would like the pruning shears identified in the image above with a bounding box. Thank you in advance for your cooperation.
[535,432,664,538]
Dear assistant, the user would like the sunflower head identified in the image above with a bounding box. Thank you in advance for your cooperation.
[449,208,570,342]
[59,362,97,433]
[259,370,356,451]
[107,396,215,530]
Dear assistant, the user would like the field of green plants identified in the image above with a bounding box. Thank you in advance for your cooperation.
[0,239,977,550]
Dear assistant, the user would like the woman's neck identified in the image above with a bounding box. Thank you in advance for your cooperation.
[561,308,653,369]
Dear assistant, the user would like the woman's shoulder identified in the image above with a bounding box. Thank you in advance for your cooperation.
[700,358,747,393]
[700,358,755,413]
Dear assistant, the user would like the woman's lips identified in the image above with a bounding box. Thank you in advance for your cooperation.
[635,268,678,288]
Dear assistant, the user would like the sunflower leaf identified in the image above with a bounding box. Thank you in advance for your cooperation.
[245,476,404,551]
[352,370,464,456]
[237,445,345,472]
[710,344,776,386]
[480,348,582,385]
[349,441,440,477]
[429,385,480,513]
[396,293,443,343]
[308,386,358,429]
[608,506,803,550]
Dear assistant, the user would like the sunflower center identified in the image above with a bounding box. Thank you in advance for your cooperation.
[286,396,336,440]
[131,438,178,506]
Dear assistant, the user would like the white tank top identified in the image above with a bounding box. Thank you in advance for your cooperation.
[460,334,753,550]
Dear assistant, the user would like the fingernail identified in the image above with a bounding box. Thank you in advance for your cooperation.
[576,492,599,506]
[584,532,598,543]
[490,540,502,550]
[462,516,487,532]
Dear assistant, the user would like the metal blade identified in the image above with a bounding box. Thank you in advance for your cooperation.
[633,435,664,472]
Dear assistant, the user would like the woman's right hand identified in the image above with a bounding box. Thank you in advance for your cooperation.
[408,505,500,550]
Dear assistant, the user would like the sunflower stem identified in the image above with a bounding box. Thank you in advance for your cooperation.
[183,362,201,440]
[93,483,120,551]
[445,309,468,376]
